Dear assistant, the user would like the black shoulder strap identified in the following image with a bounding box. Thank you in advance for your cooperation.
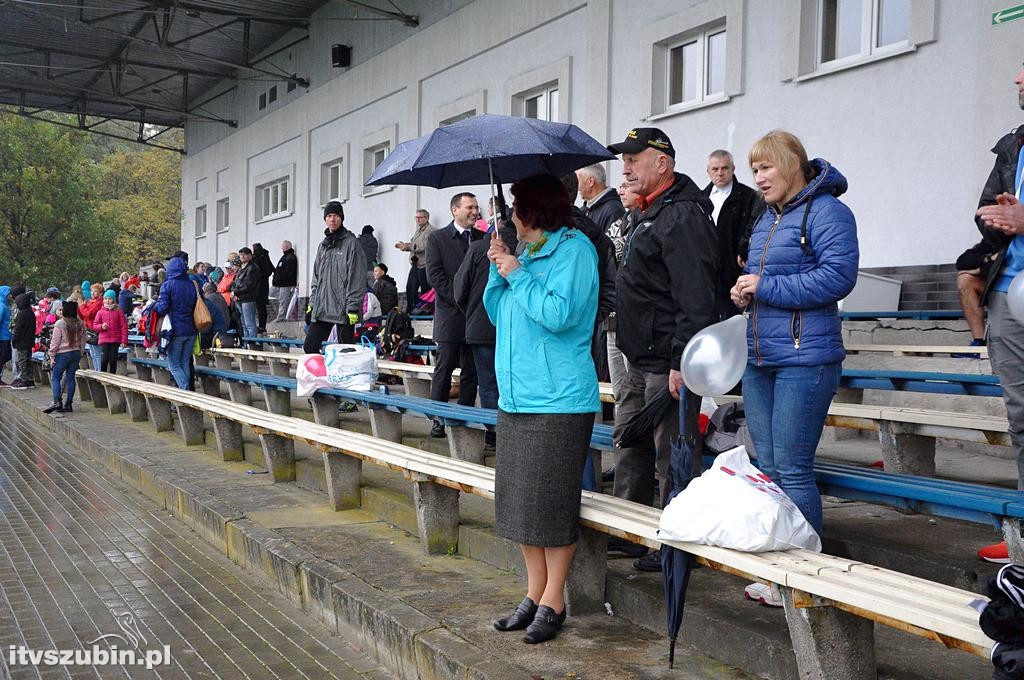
[799,199,814,256]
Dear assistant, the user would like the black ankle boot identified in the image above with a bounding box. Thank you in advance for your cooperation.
[493,597,537,632]
[522,605,566,644]
[42,401,61,414]
[61,401,73,413]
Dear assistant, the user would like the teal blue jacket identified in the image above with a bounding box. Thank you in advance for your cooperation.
[483,226,600,414]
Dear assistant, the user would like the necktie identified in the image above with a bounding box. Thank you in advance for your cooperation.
[463,230,471,248]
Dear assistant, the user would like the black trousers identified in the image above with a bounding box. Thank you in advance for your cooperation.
[256,295,269,331]
[100,342,120,374]
[430,341,478,406]
[405,267,430,312]
[303,321,354,354]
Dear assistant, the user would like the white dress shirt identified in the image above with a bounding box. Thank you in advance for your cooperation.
[709,181,733,225]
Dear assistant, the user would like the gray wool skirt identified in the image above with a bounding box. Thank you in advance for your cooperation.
[494,410,594,547]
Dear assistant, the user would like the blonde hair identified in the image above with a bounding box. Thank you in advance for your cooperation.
[90,283,103,297]
[748,130,812,183]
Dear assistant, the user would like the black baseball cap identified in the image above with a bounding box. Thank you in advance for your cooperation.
[607,127,676,158]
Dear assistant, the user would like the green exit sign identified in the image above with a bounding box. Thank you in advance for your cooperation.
[993,4,1024,25]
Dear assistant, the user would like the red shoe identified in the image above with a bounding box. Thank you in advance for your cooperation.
[978,541,1011,564]
[868,460,884,470]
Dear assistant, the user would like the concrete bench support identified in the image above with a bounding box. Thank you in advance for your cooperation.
[322,448,362,511]
[134,363,153,382]
[76,376,91,401]
[1003,518,1024,565]
[124,391,148,422]
[258,432,295,483]
[145,396,174,432]
[211,417,244,462]
[88,380,108,409]
[226,380,252,407]
[177,405,206,446]
[214,355,234,371]
[403,377,431,399]
[195,354,212,368]
[263,388,292,417]
[240,357,259,374]
[311,393,340,428]
[411,475,459,555]
[199,373,221,397]
[103,385,126,415]
[564,526,607,616]
[878,421,936,477]
[369,408,403,443]
[448,425,485,465]
[781,588,875,680]
[152,367,174,387]
[269,361,291,378]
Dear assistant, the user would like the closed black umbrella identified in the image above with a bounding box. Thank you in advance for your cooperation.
[661,390,701,668]
[614,387,674,450]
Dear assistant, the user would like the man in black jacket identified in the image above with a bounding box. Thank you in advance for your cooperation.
[231,247,261,342]
[973,64,1024,564]
[252,243,275,332]
[359,225,379,289]
[703,150,764,321]
[425,192,482,438]
[272,240,299,322]
[607,128,718,569]
[577,163,625,233]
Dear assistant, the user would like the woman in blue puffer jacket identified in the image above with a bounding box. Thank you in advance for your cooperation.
[155,256,198,390]
[730,130,859,549]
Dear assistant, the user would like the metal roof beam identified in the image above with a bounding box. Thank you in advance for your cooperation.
[340,0,418,27]
[173,2,309,28]
[2,107,184,153]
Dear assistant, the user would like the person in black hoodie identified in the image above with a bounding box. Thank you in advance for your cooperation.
[358,225,379,288]
[252,243,275,332]
[272,240,299,322]
[10,292,36,389]
[606,128,718,571]
[372,263,399,313]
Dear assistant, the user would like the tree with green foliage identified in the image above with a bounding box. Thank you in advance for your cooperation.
[0,113,112,291]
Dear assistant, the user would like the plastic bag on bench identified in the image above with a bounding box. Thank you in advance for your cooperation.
[295,354,330,397]
[657,446,821,552]
[323,343,378,391]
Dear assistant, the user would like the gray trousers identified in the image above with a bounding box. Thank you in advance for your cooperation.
[275,286,298,321]
[988,292,1024,488]
[612,367,679,508]
[606,329,629,403]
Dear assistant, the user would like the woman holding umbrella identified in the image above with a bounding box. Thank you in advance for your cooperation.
[485,173,600,644]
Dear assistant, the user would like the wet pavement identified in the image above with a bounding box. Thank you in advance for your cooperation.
[0,405,391,680]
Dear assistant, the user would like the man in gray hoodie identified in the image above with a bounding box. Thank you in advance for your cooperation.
[304,201,366,353]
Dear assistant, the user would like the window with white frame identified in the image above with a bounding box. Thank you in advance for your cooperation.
[519,84,559,122]
[195,177,207,200]
[320,157,346,204]
[440,110,476,126]
[507,58,571,123]
[818,0,910,66]
[215,198,229,232]
[255,176,290,221]
[360,126,397,197]
[363,143,390,186]
[215,168,228,192]
[195,205,207,238]
[667,25,726,108]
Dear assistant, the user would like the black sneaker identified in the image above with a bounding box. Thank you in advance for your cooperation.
[430,420,446,438]
[484,429,496,449]
[42,401,62,414]
[608,537,648,558]
[634,550,662,572]
[9,379,29,390]
[60,402,73,413]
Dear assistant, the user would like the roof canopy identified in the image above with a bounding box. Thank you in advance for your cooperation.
[0,1,417,151]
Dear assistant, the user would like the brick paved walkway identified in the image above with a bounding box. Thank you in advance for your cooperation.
[0,405,391,680]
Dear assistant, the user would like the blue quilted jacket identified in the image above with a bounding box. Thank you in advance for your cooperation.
[744,159,859,367]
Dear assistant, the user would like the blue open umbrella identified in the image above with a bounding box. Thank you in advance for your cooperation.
[661,391,701,668]
[364,114,614,189]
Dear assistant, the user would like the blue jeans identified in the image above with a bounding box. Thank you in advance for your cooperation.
[51,350,81,404]
[167,335,195,390]
[240,302,258,341]
[86,343,102,370]
[742,362,840,535]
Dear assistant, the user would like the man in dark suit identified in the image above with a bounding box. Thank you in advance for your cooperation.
[425,192,483,438]
[703,149,764,321]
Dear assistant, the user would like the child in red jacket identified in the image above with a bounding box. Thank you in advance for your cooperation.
[92,290,128,373]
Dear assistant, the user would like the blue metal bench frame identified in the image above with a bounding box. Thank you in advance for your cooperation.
[841,369,1002,397]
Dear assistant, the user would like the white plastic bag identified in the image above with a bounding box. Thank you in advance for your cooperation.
[657,446,821,552]
[295,354,331,397]
[323,343,377,391]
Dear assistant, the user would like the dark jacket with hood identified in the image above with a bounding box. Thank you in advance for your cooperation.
[615,172,718,373]
[272,248,298,288]
[743,159,859,367]
[358,232,379,269]
[977,125,1024,304]
[572,207,617,325]
[455,223,519,345]
[310,226,366,324]
[12,293,35,350]
[373,274,400,313]
[231,261,261,303]
[155,256,198,336]
[252,243,275,300]
[583,187,626,234]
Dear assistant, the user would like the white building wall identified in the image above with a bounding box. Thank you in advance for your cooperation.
[182,0,1024,290]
